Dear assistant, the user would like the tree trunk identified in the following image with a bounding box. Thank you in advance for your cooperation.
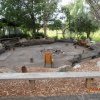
[87,32,90,38]
[2,27,5,35]
[56,30,58,39]
[8,27,11,38]
[43,20,47,38]
[14,27,16,34]
[32,22,36,38]
[62,32,65,39]
[31,14,36,37]
[62,29,65,39]
[69,31,72,39]
[32,28,36,37]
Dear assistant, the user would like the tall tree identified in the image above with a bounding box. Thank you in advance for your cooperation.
[86,0,100,20]
[61,0,99,39]
[41,0,59,37]
[49,19,62,38]
[72,14,98,38]
[0,0,59,37]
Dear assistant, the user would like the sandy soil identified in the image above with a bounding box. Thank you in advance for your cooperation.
[0,43,88,69]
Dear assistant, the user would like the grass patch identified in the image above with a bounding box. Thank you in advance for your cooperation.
[40,29,100,42]
[91,30,100,42]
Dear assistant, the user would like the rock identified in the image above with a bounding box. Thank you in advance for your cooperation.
[96,61,100,67]
[73,64,81,69]
[19,38,27,43]
[57,65,71,72]
[0,43,3,49]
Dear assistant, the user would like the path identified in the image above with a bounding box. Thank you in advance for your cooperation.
[0,94,100,100]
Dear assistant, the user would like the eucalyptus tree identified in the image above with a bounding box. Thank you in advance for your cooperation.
[70,0,85,16]
[40,0,59,37]
[0,0,38,36]
[72,14,98,38]
[61,0,99,39]
[61,6,72,38]
[86,0,100,20]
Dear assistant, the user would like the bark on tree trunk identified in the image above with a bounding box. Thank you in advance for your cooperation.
[8,27,11,38]
[3,27,5,35]
[62,29,65,39]
[31,14,36,37]
[43,20,47,37]
[14,27,16,34]
[32,28,35,37]
[56,30,58,39]
[87,32,90,38]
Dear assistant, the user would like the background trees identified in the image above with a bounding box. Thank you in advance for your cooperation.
[86,0,100,21]
[41,0,59,37]
[0,0,99,40]
[71,14,98,38]
[49,19,62,39]
[0,0,59,37]
[61,0,99,39]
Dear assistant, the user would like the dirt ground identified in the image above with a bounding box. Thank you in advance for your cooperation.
[0,42,89,70]
[0,43,99,96]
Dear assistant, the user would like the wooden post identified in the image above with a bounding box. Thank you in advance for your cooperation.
[29,80,36,92]
[44,51,53,68]
[13,47,15,51]
[21,66,36,91]
[85,78,94,88]
[21,66,27,73]
[30,58,34,63]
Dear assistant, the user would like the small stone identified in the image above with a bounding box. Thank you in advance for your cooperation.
[73,64,81,69]
[21,66,27,73]
[97,61,100,67]
[30,58,34,63]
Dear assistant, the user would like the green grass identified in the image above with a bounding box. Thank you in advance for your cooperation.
[40,29,100,42]
[40,29,63,39]
[91,30,100,42]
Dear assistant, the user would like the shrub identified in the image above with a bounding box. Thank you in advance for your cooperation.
[80,36,86,40]
[53,36,58,40]
[33,32,45,39]
[0,33,30,39]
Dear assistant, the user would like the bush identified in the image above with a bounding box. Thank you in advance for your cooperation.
[52,36,58,40]
[33,32,45,39]
[80,36,86,40]
[0,33,30,39]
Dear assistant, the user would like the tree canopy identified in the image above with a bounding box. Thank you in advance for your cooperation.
[0,0,59,37]
[61,0,99,39]
[86,0,100,20]
[0,0,99,39]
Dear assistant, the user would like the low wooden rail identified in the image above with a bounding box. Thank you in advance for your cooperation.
[0,72,100,80]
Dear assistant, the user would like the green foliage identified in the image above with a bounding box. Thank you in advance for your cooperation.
[80,35,87,40]
[86,0,100,20]
[48,19,62,39]
[62,0,99,38]
[0,0,59,37]
[33,32,45,39]
[41,0,59,36]
[49,20,62,30]
[70,14,99,38]
[70,0,84,16]
[0,33,30,39]
[52,36,58,40]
